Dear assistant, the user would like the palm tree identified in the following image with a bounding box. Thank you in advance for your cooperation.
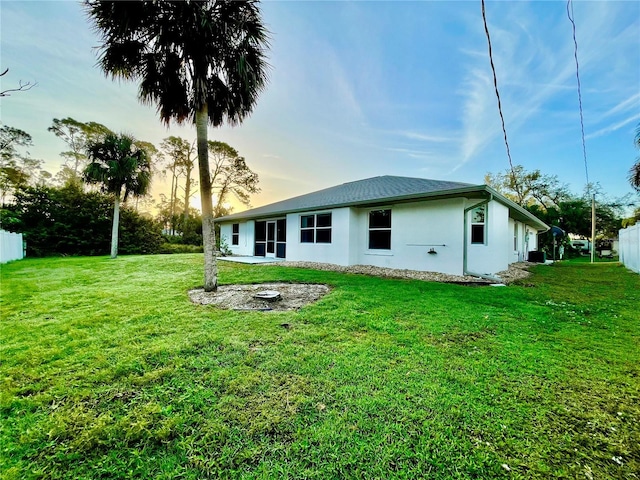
[630,125,640,192]
[85,0,269,291]
[84,133,152,259]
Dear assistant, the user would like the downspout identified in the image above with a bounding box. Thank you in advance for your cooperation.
[463,193,503,283]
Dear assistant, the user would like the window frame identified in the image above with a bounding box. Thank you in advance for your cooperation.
[231,223,239,246]
[300,212,332,244]
[368,209,392,250]
[470,205,487,245]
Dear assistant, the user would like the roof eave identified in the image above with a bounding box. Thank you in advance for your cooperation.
[215,185,489,222]
[216,184,550,233]
[484,185,550,232]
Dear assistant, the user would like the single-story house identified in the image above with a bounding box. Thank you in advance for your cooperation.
[216,176,549,278]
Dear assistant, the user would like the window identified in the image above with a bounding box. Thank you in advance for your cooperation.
[300,213,332,243]
[254,221,266,256]
[276,219,286,258]
[471,205,486,244]
[513,223,518,251]
[232,223,239,246]
[369,209,391,250]
[300,215,314,243]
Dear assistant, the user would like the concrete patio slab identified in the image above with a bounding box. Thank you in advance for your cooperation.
[218,256,281,265]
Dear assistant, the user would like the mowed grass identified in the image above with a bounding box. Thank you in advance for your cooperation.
[1,255,638,479]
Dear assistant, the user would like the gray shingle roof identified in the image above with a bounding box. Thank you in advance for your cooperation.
[216,175,478,221]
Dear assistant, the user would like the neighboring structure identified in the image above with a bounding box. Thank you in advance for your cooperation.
[0,229,24,264]
[619,224,640,274]
[216,176,549,278]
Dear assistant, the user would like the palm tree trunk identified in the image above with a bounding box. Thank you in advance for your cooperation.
[196,103,217,292]
[111,192,120,259]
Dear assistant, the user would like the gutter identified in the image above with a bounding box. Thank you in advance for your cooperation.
[462,193,503,283]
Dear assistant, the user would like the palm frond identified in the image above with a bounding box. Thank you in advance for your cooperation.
[630,161,640,192]
[84,132,152,199]
[85,0,271,128]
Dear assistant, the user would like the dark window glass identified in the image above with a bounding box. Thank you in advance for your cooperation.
[277,219,286,242]
[369,230,391,250]
[232,223,239,234]
[300,213,331,244]
[301,215,314,228]
[316,229,331,243]
[255,221,266,242]
[300,229,314,243]
[369,209,391,228]
[276,243,286,258]
[254,243,266,256]
[232,234,239,246]
[471,225,485,244]
[316,213,332,228]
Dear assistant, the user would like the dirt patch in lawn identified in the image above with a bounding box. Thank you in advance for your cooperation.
[189,283,331,311]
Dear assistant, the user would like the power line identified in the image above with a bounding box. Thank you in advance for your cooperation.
[567,0,595,265]
[480,0,520,199]
[567,0,590,188]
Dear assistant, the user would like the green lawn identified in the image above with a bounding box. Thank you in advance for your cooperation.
[1,255,638,479]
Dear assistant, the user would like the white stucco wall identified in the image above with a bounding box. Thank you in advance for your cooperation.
[219,196,543,277]
[509,221,539,264]
[220,220,254,256]
[527,227,539,253]
[507,220,540,264]
[466,201,510,276]
[353,198,466,275]
[286,208,353,265]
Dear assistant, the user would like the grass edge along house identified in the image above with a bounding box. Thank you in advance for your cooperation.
[217,176,549,278]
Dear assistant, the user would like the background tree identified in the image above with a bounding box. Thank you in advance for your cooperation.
[486,164,624,255]
[86,0,270,291]
[48,118,113,184]
[84,133,152,258]
[160,136,196,235]
[630,124,640,193]
[484,166,569,208]
[130,140,159,210]
[0,68,37,97]
[0,125,45,203]
[208,141,260,217]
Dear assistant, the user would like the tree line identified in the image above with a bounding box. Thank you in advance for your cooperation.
[4,0,270,291]
[485,159,640,256]
[0,118,260,258]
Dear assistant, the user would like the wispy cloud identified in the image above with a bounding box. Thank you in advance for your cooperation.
[456,1,634,171]
[459,67,498,166]
[392,130,456,143]
[599,93,640,119]
[586,114,640,140]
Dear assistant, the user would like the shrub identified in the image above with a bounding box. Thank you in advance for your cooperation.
[158,243,204,254]
[5,184,163,256]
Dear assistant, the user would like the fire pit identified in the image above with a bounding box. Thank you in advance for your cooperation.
[188,283,331,311]
[253,290,282,302]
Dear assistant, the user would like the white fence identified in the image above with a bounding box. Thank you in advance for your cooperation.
[0,229,25,264]
[619,224,640,274]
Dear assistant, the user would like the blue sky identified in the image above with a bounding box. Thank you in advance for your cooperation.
[2,0,639,212]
